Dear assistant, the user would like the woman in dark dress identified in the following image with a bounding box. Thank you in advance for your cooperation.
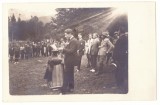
[44,44,64,93]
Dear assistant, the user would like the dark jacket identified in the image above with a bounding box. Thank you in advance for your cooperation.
[9,47,14,56]
[63,37,78,67]
[78,39,85,55]
[113,34,128,62]
[90,38,100,55]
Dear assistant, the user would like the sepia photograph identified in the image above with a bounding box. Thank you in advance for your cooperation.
[2,2,156,101]
[8,6,128,95]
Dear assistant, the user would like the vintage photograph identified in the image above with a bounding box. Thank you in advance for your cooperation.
[8,5,128,95]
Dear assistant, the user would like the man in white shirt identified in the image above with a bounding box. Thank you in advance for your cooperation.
[85,33,93,68]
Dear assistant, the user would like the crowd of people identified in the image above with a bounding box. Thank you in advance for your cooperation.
[43,28,128,94]
[9,28,128,94]
[9,39,64,64]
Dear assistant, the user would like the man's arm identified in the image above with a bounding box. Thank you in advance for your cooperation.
[106,39,114,53]
[63,40,77,54]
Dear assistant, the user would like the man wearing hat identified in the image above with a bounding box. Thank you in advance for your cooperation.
[61,28,78,94]
[112,29,128,93]
[112,31,119,45]
[97,31,114,75]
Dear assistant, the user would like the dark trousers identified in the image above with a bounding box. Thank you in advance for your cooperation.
[21,51,25,59]
[97,55,106,73]
[15,53,19,62]
[77,55,83,70]
[106,53,112,64]
[25,53,29,59]
[91,55,97,69]
[15,58,19,62]
[62,65,74,92]
[115,58,128,87]
[87,54,91,67]
[29,52,33,58]
[36,51,40,57]
[10,56,14,62]
[41,50,44,56]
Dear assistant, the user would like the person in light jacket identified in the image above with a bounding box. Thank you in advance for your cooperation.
[97,31,114,75]
[85,33,93,68]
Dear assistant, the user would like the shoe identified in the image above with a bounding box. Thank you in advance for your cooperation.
[110,63,117,71]
[111,63,117,68]
[52,88,59,91]
[95,72,103,76]
[69,88,74,92]
[59,92,63,95]
[111,86,118,89]
[75,69,80,72]
[90,69,95,72]
[41,84,48,87]
[47,82,52,88]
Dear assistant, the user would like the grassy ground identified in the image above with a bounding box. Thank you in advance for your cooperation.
[9,55,127,95]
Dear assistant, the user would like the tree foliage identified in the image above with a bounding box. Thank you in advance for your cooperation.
[8,15,45,42]
[8,8,128,42]
[51,8,109,39]
[51,8,128,40]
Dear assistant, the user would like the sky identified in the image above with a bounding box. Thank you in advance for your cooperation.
[8,4,57,20]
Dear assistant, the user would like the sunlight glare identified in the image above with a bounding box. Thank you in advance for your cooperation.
[112,7,128,16]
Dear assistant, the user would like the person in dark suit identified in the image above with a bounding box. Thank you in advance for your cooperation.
[112,30,128,93]
[90,33,100,72]
[76,33,85,71]
[61,29,78,94]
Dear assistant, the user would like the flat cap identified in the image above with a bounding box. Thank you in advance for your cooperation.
[64,28,73,34]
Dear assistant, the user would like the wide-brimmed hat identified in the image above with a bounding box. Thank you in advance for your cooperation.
[52,49,58,52]
[50,44,58,52]
[102,31,109,37]
[114,31,118,34]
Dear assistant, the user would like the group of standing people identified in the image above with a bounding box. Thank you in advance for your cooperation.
[85,29,128,91]
[85,32,114,75]
[9,40,60,64]
[44,28,128,94]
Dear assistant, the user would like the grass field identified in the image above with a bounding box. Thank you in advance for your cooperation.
[9,55,127,95]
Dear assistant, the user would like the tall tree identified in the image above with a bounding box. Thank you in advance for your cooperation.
[50,8,108,39]
[8,14,46,41]
[10,14,17,41]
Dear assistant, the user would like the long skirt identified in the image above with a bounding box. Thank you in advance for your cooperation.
[51,64,64,89]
